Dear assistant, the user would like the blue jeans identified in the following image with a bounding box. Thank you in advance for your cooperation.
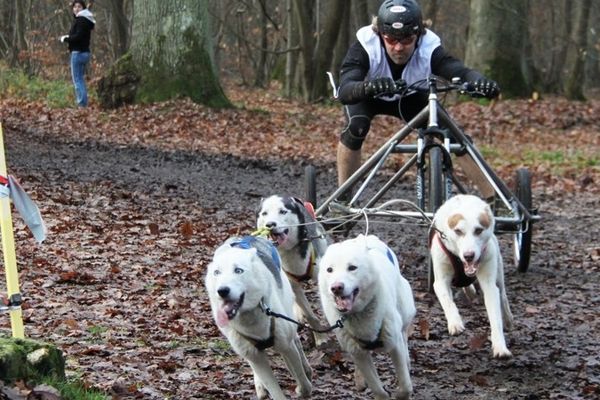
[70,51,90,107]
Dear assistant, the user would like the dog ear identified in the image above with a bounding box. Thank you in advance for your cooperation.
[479,204,494,229]
[448,213,464,230]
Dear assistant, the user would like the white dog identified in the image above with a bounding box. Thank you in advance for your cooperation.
[205,235,312,400]
[430,194,514,358]
[257,195,329,346]
[318,234,415,400]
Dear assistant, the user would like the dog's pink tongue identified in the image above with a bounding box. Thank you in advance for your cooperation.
[216,308,229,327]
[275,234,287,246]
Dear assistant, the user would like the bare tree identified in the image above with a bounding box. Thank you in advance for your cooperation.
[564,0,592,100]
[465,0,531,97]
[107,0,131,60]
[12,0,29,69]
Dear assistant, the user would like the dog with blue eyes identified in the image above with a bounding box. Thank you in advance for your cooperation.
[257,195,330,347]
[205,235,312,400]
[430,194,514,358]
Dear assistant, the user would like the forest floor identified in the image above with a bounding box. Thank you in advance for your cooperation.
[0,84,599,399]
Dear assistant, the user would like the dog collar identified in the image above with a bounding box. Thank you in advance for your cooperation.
[428,229,476,288]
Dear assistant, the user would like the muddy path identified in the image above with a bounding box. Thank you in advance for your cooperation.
[3,124,599,399]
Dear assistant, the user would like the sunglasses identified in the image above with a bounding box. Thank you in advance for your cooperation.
[382,34,417,46]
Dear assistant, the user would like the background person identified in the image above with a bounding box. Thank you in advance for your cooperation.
[60,0,95,107]
[336,0,499,200]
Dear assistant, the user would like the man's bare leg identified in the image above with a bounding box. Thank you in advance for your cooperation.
[337,143,362,186]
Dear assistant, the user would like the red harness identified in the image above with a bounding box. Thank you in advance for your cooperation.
[428,229,476,288]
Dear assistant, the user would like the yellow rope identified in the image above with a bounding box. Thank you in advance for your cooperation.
[251,226,271,238]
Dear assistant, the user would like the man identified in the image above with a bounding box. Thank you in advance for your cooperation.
[336,0,499,198]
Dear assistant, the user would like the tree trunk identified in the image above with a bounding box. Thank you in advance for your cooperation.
[564,0,592,100]
[332,3,351,84]
[310,0,345,100]
[352,0,371,31]
[422,0,439,28]
[12,0,29,70]
[585,4,600,89]
[465,0,531,98]
[254,0,268,87]
[108,0,130,60]
[98,0,230,108]
[292,0,314,101]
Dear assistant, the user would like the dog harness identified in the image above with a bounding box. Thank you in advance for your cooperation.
[284,244,316,283]
[356,326,384,350]
[428,228,476,288]
[238,318,276,351]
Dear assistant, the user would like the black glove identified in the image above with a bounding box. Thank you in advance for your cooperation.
[472,78,500,99]
[364,78,398,97]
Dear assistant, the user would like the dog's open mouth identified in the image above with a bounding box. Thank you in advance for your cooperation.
[463,262,480,277]
[334,288,359,313]
[216,293,245,326]
[269,229,289,246]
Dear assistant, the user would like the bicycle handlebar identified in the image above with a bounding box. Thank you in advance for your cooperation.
[393,76,490,99]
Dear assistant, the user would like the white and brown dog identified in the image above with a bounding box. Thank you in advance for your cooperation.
[430,194,514,358]
[257,195,329,346]
[205,235,312,399]
[319,234,415,400]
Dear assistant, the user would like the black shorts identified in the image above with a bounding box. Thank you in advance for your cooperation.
[340,92,427,150]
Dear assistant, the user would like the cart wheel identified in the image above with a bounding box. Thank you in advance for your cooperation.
[513,168,533,272]
[305,164,317,208]
[427,147,445,292]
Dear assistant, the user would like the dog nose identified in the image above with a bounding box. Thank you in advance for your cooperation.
[330,282,344,296]
[463,251,475,263]
[217,287,230,299]
[265,221,277,229]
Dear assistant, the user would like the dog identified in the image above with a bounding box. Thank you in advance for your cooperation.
[205,235,312,400]
[257,195,329,346]
[318,234,415,400]
[430,194,514,358]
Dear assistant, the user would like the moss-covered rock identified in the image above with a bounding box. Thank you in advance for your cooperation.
[0,337,65,383]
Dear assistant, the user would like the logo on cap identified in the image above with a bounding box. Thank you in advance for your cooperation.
[390,6,407,13]
[392,22,404,29]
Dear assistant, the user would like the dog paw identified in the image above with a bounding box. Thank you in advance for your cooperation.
[354,369,367,391]
[492,346,512,359]
[374,390,391,400]
[393,389,411,400]
[255,383,268,399]
[295,383,312,398]
[447,320,465,335]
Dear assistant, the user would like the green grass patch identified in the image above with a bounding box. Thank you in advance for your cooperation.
[43,376,108,400]
[478,146,502,160]
[524,149,599,170]
[0,64,77,108]
[86,325,108,343]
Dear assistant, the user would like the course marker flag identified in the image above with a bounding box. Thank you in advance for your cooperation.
[0,123,25,338]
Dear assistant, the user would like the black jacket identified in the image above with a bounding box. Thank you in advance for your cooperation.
[338,39,483,106]
[66,12,95,52]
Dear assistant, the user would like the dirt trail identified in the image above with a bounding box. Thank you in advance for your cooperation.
[2,122,599,399]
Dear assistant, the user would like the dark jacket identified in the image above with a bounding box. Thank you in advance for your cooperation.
[65,9,95,52]
[338,35,483,105]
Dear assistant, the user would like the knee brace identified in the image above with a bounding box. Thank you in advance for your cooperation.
[340,115,371,151]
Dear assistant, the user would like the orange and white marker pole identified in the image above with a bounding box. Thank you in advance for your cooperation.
[0,123,24,338]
